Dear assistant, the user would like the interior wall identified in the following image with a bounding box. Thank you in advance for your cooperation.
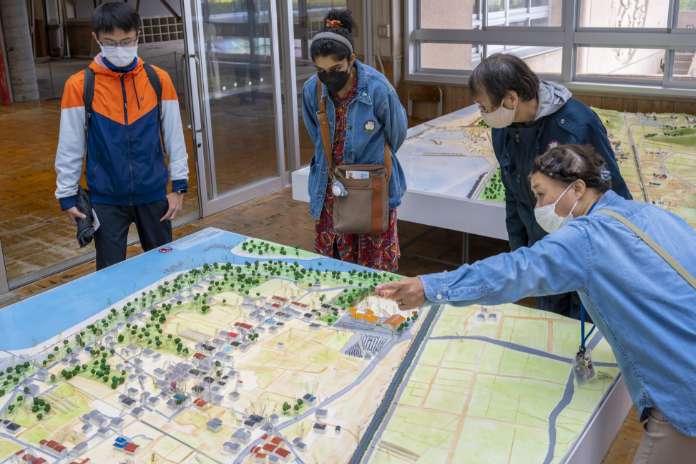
[72,0,181,19]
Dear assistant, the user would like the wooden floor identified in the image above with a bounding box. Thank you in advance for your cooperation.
[0,100,200,282]
[0,186,643,463]
[0,95,310,283]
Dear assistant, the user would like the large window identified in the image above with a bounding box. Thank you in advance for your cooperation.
[407,0,696,92]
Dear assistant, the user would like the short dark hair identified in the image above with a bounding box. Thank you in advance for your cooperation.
[310,9,355,61]
[469,53,540,107]
[531,144,613,192]
[92,2,141,36]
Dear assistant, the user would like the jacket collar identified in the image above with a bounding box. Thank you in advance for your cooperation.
[354,60,372,105]
[318,59,373,106]
[102,56,138,73]
[91,55,144,77]
[589,190,620,215]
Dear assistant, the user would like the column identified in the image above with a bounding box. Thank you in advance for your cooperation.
[0,0,40,101]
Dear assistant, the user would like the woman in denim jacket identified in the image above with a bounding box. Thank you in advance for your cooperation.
[378,144,696,464]
[301,9,408,272]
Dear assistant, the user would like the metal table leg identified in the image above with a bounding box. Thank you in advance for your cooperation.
[0,241,8,295]
[462,232,470,264]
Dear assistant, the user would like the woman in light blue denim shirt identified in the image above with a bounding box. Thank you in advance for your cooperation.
[378,144,696,463]
[301,10,408,272]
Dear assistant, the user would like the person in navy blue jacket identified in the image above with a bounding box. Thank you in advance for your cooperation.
[468,54,632,318]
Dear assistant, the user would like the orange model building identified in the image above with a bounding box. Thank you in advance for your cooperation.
[349,307,379,324]
[383,314,406,331]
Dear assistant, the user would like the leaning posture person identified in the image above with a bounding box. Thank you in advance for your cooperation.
[301,9,408,272]
[471,54,633,318]
[378,144,696,464]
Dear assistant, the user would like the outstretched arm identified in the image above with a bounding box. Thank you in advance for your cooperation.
[378,223,591,309]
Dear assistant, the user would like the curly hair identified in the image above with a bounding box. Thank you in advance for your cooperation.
[531,144,613,192]
[310,9,356,61]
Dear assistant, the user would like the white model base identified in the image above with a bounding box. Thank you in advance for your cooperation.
[291,166,508,240]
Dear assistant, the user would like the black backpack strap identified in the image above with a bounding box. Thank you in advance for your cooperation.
[83,67,95,137]
[142,62,166,154]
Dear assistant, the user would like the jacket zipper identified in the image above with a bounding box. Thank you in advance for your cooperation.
[120,74,134,204]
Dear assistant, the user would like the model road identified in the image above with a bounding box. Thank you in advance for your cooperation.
[543,331,607,464]
[429,335,618,368]
[233,336,402,464]
[625,113,650,202]
[356,318,617,464]
[350,304,443,464]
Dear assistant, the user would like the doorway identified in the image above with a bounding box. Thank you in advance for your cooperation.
[183,0,287,216]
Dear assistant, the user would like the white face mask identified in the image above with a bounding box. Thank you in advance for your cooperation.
[480,102,516,129]
[100,44,138,68]
[534,183,579,233]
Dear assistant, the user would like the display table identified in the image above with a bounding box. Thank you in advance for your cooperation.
[293,106,696,247]
[0,228,630,464]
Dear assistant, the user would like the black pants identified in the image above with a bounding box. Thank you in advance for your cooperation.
[93,200,172,270]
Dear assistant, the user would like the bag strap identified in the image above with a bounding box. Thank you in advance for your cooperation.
[384,144,393,181]
[143,62,166,154]
[83,67,95,143]
[598,209,696,289]
[315,78,334,175]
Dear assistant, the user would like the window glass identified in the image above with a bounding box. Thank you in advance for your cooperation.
[420,43,482,71]
[672,49,696,82]
[578,0,669,28]
[677,0,696,29]
[576,47,665,81]
[489,0,562,27]
[419,0,479,29]
[487,46,562,74]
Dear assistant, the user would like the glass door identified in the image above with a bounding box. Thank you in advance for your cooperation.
[184,0,286,216]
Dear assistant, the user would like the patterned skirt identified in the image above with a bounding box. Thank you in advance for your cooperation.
[315,191,400,273]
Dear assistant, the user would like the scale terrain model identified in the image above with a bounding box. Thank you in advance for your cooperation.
[400,106,696,229]
[0,229,622,464]
[360,304,619,464]
[593,108,696,227]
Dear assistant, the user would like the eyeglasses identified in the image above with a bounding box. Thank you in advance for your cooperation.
[98,36,139,47]
[477,103,494,114]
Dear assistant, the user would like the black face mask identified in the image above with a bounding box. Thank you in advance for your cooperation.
[318,65,352,94]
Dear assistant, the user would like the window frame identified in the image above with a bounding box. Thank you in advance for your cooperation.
[406,0,696,95]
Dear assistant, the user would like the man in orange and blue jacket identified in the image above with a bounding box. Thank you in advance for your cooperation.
[54,2,189,270]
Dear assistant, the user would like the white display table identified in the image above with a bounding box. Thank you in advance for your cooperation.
[291,105,509,244]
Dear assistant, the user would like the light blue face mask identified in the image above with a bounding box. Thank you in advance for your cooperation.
[534,182,579,233]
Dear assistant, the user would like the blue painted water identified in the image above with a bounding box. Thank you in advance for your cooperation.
[0,228,381,351]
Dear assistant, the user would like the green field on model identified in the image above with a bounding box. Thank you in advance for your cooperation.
[480,168,505,202]
[281,396,311,416]
[0,260,402,400]
[234,238,317,259]
[2,394,53,423]
[203,260,400,298]
[0,362,33,399]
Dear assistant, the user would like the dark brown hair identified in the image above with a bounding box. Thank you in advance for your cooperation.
[469,53,539,107]
[531,144,613,192]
